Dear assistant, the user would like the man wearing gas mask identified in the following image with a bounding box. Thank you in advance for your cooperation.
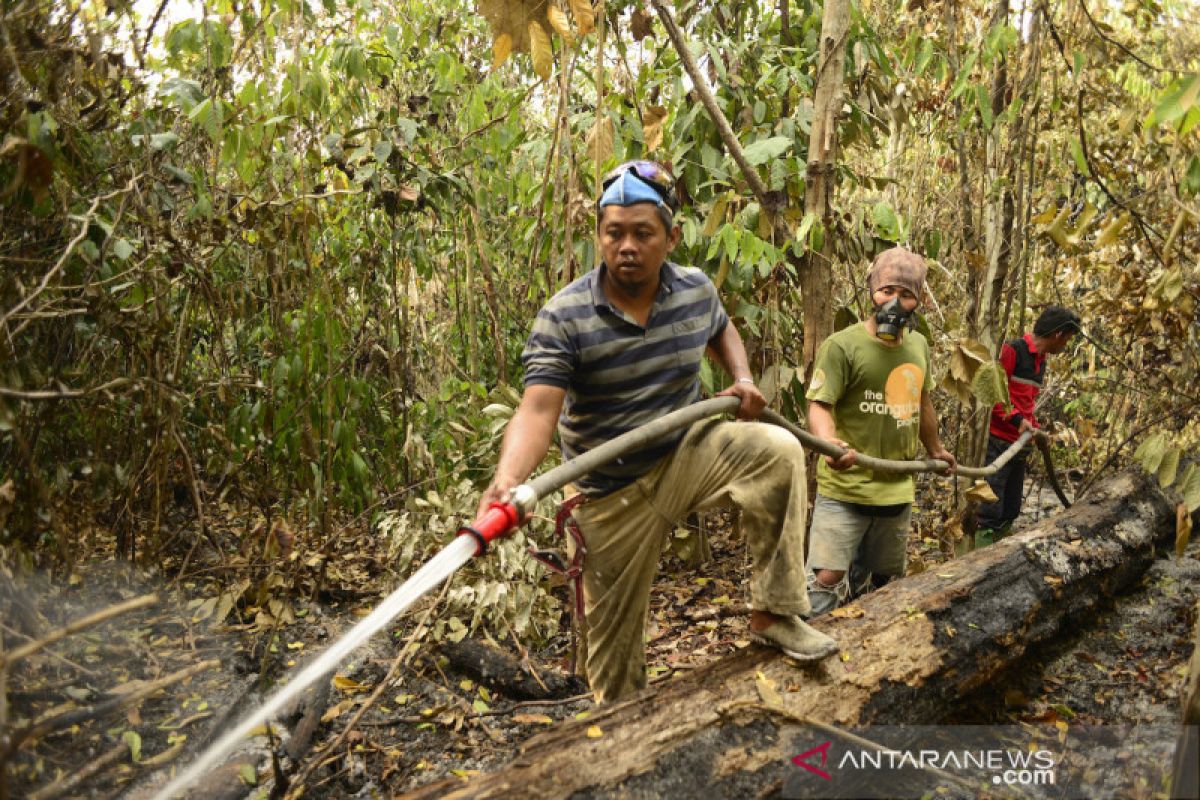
[804,247,957,616]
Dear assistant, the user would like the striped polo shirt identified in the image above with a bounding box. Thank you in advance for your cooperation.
[522,261,729,497]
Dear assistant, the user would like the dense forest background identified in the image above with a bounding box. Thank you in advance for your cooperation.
[2,0,1200,641]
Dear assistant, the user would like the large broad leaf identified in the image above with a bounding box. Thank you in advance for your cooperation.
[1178,464,1200,513]
[1146,73,1200,129]
[569,0,594,35]
[971,361,1009,408]
[741,136,792,166]
[642,105,668,153]
[1134,431,1168,475]
[872,201,901,241]
[1158,447,1181,488]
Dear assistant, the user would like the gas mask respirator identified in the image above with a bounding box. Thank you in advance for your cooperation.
[874,297,914,342]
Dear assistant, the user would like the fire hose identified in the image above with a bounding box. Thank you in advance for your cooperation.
[154,396,1034,798]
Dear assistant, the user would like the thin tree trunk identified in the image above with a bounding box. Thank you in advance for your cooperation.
[467,205,509,385]
[799,0,851,380]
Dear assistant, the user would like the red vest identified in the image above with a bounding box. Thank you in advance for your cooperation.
[989,333,1044,443]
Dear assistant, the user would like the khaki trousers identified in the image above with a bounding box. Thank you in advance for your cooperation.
[570,418,810,703]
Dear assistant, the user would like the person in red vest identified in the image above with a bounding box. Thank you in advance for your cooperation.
[976,305,1081,547]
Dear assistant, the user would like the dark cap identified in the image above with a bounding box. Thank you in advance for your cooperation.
[1033,306,1081,337]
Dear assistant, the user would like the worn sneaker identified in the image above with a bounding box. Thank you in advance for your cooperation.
[752,615,839,662]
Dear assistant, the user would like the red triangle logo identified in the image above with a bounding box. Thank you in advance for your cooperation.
[791,741,833,780]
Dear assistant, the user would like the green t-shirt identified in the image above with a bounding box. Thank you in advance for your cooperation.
[806,322,935,505]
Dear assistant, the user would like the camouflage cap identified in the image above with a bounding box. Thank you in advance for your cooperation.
[867,247,927,298]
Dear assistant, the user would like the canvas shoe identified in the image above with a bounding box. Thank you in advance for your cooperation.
[752,615,839,662]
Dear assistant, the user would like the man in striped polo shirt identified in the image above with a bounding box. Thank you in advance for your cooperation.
[478,161,837,703]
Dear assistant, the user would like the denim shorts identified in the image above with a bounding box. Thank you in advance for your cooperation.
[807,494,912,577]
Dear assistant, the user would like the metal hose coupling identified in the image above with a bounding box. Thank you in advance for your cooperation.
[509,483,538,516]
[458,484,539,556]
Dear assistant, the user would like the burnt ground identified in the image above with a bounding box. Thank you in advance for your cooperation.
[3,476,1197,799]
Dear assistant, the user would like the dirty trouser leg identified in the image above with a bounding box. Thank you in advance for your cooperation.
[571,418,810,702]
[649,419,811,616]
[571,466,674,704]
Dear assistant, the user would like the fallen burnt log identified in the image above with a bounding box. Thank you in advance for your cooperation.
[440,638,586,701]
[406,469,1181,799]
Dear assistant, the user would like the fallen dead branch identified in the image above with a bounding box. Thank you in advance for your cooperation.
[27,737,131,800]
[0,593,158,668]
[0,658,218,762]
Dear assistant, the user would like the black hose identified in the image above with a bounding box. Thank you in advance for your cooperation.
[1036,437,1073,507]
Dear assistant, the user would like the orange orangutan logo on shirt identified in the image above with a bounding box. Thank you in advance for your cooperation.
[884,363,923,423]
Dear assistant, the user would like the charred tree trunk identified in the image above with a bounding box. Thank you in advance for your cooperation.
[405,470,1179,799]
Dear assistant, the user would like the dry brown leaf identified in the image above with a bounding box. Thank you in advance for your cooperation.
[546,4,574,43]
[964,480,998,505]
[1043,575,1063,586]
[569,0,594,35]
[830,604,865,619]
[642,105,668,153]
[321,697,357,722]
[491,32,513,69]
[1176,502,1192,558]
[755,670,783,707]
[332,675,371,693]
[586,116,614,164]
[528,20,553,80]
[513,713,554,725]
[630,7,654,40]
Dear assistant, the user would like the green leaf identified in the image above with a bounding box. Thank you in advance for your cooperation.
[149,132,179,151]
[1134,432,1168,475]
[1182,155,1200,198]
[187,97,222,142]
[112,239,134,261]
[924,229,942,259]
[741,136,792,166]
[123,730,142,763]
[1068,138,1090,176]
[1178,465,1200,513]
[794,212,817,253]
[239,764,257,785]
[833,306,857,332]
[374,140,393,164]
[1147,74,1200,129]
[970,361,1009,408]
[163,163,193,184]
[1158,447,1181,488]
[871,201,900,240]
[914,39,934,75]
[721,224,740,263]
[975,83,993,130]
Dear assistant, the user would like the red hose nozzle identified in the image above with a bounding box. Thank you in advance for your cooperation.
[458,503,520,556]
[458,484,537,556]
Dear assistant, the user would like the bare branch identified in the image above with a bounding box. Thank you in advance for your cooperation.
[0,594,158,668]
[0,175,141,333]
[0,377,134,400]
